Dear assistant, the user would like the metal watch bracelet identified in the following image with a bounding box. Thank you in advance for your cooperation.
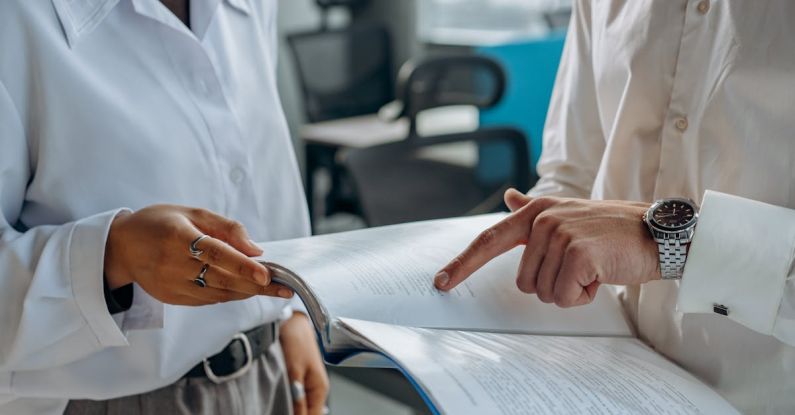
[656,233,690,280]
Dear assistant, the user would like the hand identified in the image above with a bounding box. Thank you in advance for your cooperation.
[434,189,660,308]
[104,205,293,306]
[280,312,329,415]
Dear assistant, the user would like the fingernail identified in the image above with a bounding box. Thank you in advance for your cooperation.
[249,239,263,254]
[434,271,450,288]
[256,267,271,285]
[278,288,294,298]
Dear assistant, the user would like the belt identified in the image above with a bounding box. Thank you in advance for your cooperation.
[184,322,279,384]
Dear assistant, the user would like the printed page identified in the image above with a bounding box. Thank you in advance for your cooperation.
[258,214,631,338]
[340,318,739,415]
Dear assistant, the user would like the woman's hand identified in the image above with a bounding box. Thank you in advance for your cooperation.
[435,189,660,308]
[104,204,293,306]
[280,312,329,415]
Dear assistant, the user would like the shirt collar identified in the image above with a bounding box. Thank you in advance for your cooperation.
[53,0,251,47]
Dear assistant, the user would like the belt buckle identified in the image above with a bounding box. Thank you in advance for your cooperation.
[203,333,253,384]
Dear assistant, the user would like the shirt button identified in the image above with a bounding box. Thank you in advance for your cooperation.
[697,0,710,14]
[674,117,689,132]
[230,167,245,184]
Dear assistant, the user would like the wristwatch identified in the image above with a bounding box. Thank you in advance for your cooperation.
[643,198,699,280]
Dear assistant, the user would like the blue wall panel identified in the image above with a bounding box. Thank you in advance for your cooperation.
[477,32,566,186]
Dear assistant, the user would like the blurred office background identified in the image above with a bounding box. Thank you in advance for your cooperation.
[274,0,570,413]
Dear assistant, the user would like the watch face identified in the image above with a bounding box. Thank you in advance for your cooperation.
[650,199,697,231]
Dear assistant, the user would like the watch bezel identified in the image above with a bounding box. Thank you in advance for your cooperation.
[646,198,699,233]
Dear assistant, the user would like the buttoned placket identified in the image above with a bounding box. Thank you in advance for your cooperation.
[137,2,254,216]
[653,0,711,200]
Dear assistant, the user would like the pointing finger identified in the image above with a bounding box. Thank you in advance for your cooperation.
[435,212,529,291]
[434,197,558,291]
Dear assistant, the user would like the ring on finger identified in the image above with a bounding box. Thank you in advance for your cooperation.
[290,380,306,402]
[189,234,210,259]
[194,263,210,288]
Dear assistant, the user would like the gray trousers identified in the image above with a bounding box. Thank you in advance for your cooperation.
[64,341,294,415]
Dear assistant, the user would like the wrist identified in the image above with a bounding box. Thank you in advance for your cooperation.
[280,312,313,341]
[641,224,663,281]
[104,211,135,290]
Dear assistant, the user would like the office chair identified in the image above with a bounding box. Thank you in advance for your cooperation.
[287,24,393,123]
[287,18,395,225]
[342,54,532,227]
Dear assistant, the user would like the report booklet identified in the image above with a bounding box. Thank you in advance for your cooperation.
[256,214,738,414]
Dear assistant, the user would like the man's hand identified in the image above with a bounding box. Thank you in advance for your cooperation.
[104,205,293,306]
[280,312,329,415]
[434,189,660,308]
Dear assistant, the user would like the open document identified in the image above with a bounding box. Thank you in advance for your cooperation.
[258,214,631,356]
[255,214,736,413]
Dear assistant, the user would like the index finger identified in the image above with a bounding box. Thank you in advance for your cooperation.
[193,235,271,285]
[434,209,534,291]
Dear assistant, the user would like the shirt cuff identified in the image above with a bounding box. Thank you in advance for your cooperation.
[678,191,795,335]
[68,209,131,348]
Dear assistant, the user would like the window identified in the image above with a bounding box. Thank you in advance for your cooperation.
[417,0,571,46]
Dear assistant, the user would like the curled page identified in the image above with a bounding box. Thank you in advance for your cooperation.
[340,318,739,415]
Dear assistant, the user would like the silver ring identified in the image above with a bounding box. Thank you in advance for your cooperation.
[194,263,210,288]
[290,380,306,402]
[189,234,210,258]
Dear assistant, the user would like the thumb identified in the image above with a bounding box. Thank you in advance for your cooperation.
[504,188,532,212]
[187,208,263,257]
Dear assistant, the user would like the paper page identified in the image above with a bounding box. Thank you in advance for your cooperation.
[258,214,631,341]
[340,318,739,415]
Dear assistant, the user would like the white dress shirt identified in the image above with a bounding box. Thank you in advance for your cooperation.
[0,1,309,414]
[531,1,795,413]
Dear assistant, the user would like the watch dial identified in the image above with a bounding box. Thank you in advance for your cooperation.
[652,200,696,230]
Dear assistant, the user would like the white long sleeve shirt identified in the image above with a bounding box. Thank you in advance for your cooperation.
[531,1,795,413]
[0,1,310,413]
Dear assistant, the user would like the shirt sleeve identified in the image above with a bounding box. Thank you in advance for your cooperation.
[0,80,129,373]
[678,190,795,346]
[528,0,607,199]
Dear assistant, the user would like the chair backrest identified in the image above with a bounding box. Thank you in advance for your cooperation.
[393,55,507,136]
[343,127,530,226]
[342,53,532,226]
[287,25,393,123]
